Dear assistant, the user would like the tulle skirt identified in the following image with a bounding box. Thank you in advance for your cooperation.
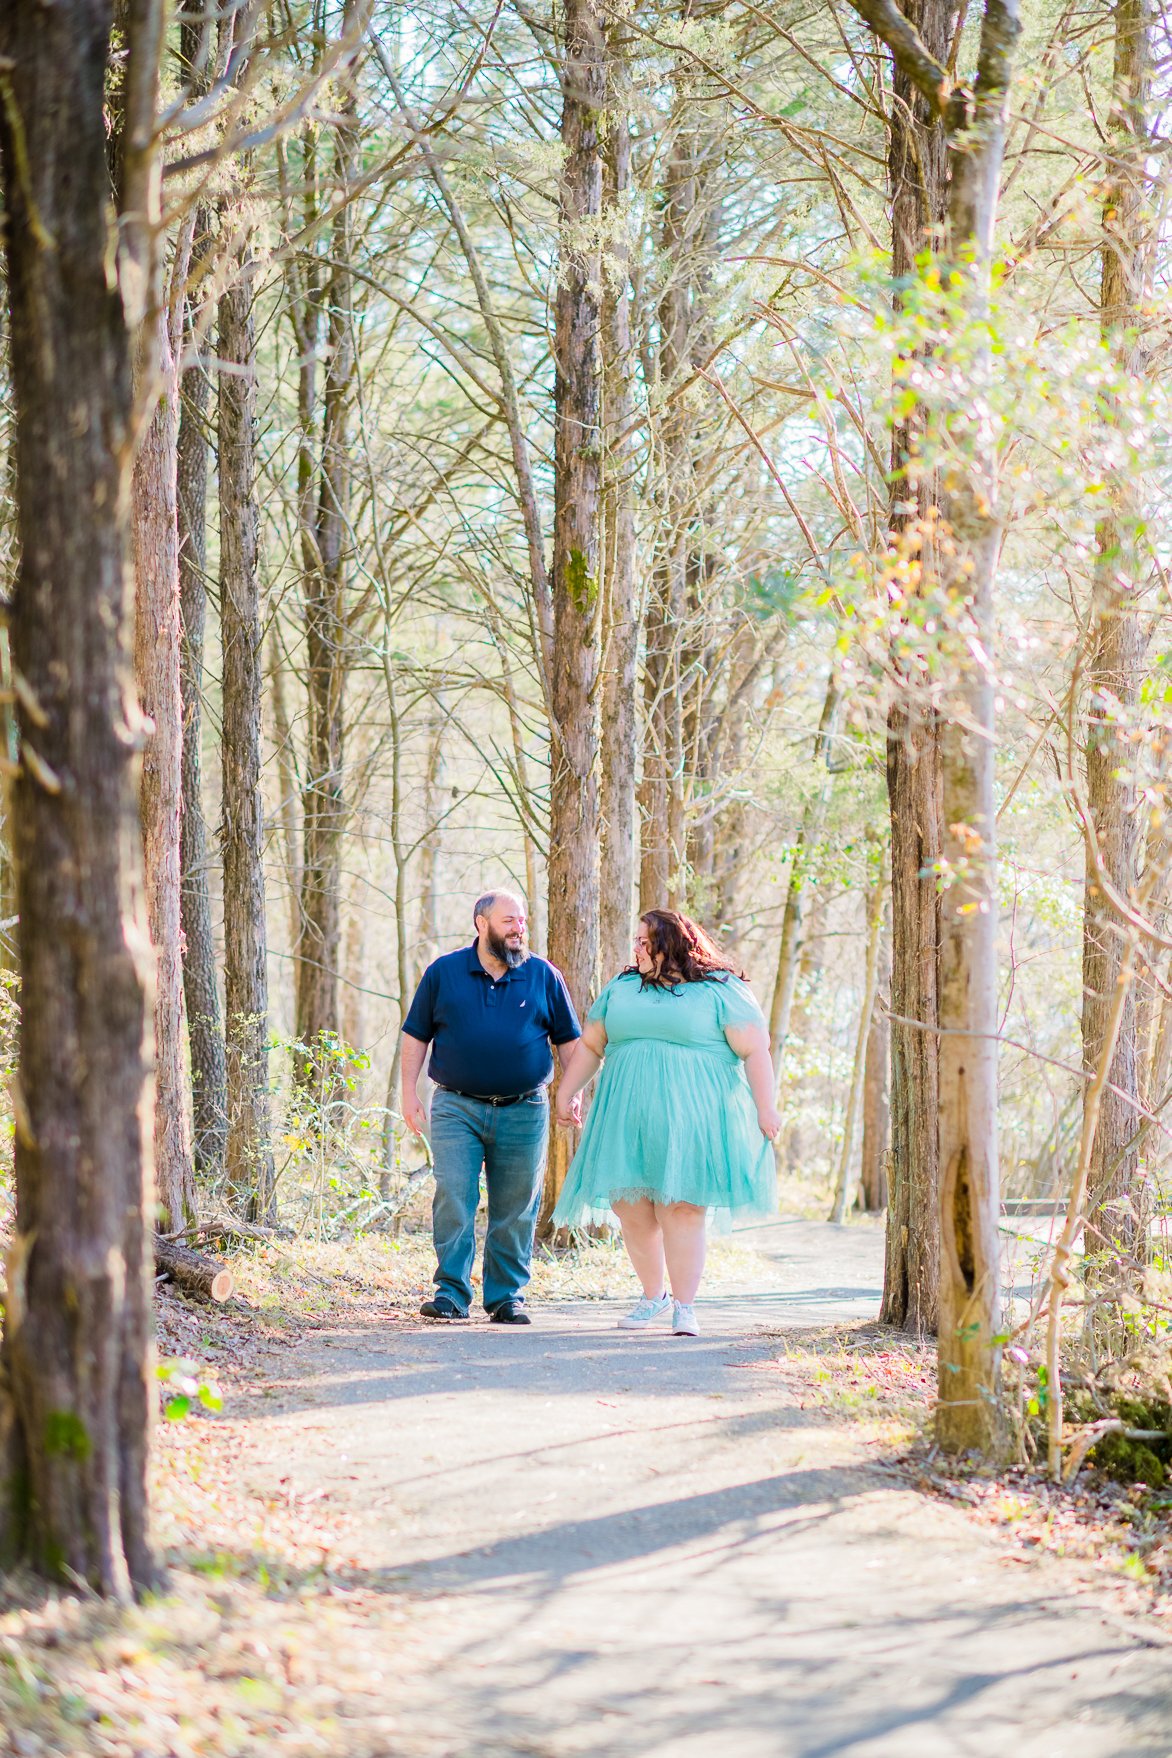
[552,1038,776,1228]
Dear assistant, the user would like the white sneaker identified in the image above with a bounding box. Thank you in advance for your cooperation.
[617,1292,671,1330]
[672,1301,699,1336]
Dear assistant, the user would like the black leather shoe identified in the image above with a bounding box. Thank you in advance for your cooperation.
[420,1295,469,1321]
[489,1299,531,1325]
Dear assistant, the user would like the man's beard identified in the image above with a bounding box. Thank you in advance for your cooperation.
[488,928,529,969]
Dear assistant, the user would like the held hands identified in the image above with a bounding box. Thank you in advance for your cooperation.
[756,1104,783,1142]
[555,1085,583,1130]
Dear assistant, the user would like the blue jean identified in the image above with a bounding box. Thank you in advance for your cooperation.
[428,1087,549,1312]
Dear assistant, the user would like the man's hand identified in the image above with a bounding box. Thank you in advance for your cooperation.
[402,1092,428,1137]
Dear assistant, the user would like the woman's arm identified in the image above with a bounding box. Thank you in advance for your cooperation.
[724,1023,782,1140]
[555,1019,607,1127]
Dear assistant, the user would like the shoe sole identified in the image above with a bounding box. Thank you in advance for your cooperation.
[420,1311,469,1322]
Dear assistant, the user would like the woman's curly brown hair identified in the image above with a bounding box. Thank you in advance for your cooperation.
[632,908,747,991]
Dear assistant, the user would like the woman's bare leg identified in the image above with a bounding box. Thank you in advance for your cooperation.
[656,1201,708,1304]
[613,1198,666,1298]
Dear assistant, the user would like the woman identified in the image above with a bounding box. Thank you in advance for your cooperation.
[553,909,781,1337]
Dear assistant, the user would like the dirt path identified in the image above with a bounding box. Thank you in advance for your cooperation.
[237,1221,1172,1758]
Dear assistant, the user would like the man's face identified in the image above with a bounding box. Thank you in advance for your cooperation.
[480,897,528,967]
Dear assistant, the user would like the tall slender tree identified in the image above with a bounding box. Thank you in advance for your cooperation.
[878,0,951,1335]
[849,0,1020,1453]
[295,93,360,1084]
[1081,0,1155,1277]
[133,294,196,1232]
[0,0,157,1592]
[177,219,229,1188]
[543,0,607,1216]
[769,671,841,1097]
[176,14,227,1191]
[219,207,276,1219]
[599,43,641,983]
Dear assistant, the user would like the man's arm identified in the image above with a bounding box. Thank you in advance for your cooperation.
[401,1033,430,1137]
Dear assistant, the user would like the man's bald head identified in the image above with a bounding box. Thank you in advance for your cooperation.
[474,890,529,969]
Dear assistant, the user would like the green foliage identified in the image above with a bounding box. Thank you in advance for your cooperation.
[274,1030,400,1240]
[157,1358,224,1424]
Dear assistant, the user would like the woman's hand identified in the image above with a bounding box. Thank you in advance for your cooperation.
[756,1104,783,1142]
[555,1084,582,1129]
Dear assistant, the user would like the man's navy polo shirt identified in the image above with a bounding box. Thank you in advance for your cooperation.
[402,942,581,1098]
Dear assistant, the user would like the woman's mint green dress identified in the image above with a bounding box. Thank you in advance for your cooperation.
[552,972,775,1227]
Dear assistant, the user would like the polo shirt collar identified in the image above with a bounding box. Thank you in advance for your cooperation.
[467,939,517,982]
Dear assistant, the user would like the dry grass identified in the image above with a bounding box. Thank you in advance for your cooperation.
[189,1225,782,1332]
[755,1321,1172,1618]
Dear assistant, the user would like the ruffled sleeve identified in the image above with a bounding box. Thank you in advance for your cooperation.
[713,975,767,1032]
[586,977,618,1027]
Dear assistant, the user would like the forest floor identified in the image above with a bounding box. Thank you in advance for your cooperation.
[3,1217,1172,1757]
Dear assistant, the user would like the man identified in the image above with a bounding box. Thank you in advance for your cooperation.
[401,889,581,1324]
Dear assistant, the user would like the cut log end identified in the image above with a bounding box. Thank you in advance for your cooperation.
[155,1235,235,1304]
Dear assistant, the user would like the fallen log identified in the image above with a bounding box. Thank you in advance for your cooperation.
[155,1236,235,1303]
[195,1211,288,1248]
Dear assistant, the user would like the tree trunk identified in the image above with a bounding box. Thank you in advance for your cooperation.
[177,215,228,1189]
[769,672,841,1095]
[267,630,303,956]
[639,121,699,915]
[542,0,606,1224]
[932,0,1020,1458]
[878,0,950,1334]
[219,253,276,1222]
[883,703,941,1328]
[778,899,826,1176]
[860,912,892,1212]
[831,854,887,1223]
[415,707,447,985]
[0,0,156,1593]
[1082,0,1153,1275]
[599,83,640,982]
[849,0,1019,1447]
[380,658,411,1195]
[133,306,196,1233]
[296,99,359,1084]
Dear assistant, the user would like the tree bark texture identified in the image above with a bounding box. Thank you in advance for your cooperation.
[599,85,640,983]
[267,632,303,956]
[883,708,941,1328]
[1082,0,1154,1270]
[177,223,228,1189]
[542,0,606,1223]
[133,308,196,1233]
[861,916,892,1211]
[219,260,276,1222]
[932,0,1020,1457]
[639,123,701,913]
[879,0,950,1333]
[296,101,360,1083]
[0,0,156,1593]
